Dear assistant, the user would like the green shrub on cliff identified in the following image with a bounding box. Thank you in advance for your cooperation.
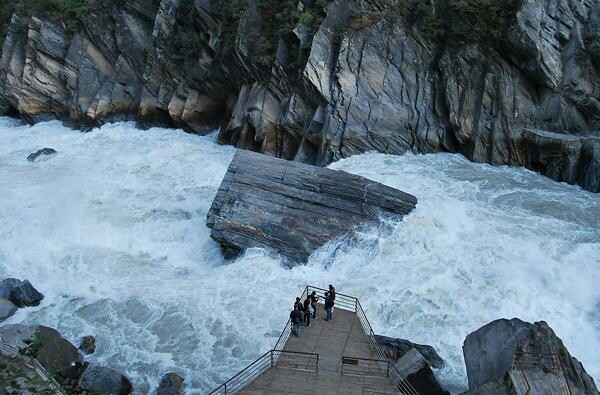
[25,0,93,18]
[410,0,521,46]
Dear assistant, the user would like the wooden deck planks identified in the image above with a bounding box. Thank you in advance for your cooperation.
[238,309,400,394]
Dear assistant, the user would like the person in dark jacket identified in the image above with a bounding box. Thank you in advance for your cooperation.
[290,305,303,336]
[328,284,336,318]
[294,297,302,310]
[303,297,312,327]
[324,292,334,321]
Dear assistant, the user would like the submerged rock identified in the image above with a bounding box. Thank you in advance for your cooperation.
[0,299,17,322]
[157,372,185,395]
[462,318,599,394]
[79,335,96,355]
[207,150,417,263]
[79,364,133,395]
[376,335,445,369]
[27,148,57,162]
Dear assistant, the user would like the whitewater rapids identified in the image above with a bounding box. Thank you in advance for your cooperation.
[0,118,599,393]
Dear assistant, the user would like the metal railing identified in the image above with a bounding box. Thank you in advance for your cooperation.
[305,286,418,395]
[509,352,572,395]
[208,349,318,395]
[0,341,66,395]
[341,355,391,378]
[209,285,418,395]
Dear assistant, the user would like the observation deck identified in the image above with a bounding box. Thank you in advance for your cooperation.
[210,286,418,395]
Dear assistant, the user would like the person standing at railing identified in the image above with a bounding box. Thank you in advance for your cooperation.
[324,292,334,321]
[329,284,336,318]
[310,291,319,319]
[290,305,303,337]
[303,296,312,327]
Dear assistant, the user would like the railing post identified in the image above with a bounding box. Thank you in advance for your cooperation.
[270,351,274,367]
[224,382,227,395]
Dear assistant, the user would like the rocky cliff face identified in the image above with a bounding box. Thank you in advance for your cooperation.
[1,0,599,192]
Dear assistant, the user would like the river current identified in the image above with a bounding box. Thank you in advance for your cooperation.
[0,118,599,393]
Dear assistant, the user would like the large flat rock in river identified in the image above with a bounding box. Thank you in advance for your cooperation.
[206,150,417,263]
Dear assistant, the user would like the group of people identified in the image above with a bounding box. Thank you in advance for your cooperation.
[289,285,336,337]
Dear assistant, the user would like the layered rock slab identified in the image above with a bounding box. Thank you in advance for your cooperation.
[206,150,417,263]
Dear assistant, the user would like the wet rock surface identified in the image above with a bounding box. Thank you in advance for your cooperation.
[0,0,599,192]
[27,148,57,162]
[462,318,600,394]
[157,372,185,395]
[79,335,96,355]
[9,279,44,307]
[0,299,17,322]
[207,150,417,263]
[376,334,445,369]
[0,324,82,374]
[394,349,450,395]
[79,364,133,395]
[0,278,44,308]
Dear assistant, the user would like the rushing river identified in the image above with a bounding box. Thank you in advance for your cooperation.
[0,118,599,393]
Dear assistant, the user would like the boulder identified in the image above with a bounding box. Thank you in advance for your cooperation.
[9,280,44,307]
[463,318,599,394]
[0,299,17,322]
[0,324,82,375]
[393,349,450,395]
[27,148,57,162]
[79,335,96,355]
[376,335,445,369]
[0,278,19,299]
[157,372,185,395]
[207,150,417,263]
[79,364,133,395]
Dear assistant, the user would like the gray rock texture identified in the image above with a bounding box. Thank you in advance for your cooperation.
[79,335,97,355]
[27,147,57,162]
[206,150,417,263]
[0,299,17,322]
[463,318,599,394]
[156,372,185,395]
[0,278,19,299]
[393,349,450,395]
[1,0,600,192]
[376,334,445,369]
[79,364,133,395]
[0,324,82,374]
[9,279,44,307]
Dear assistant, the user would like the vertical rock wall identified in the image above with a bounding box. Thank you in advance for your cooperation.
[0,0,599,192]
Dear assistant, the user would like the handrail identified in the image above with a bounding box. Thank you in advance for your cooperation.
[210,285,419,395]
[208,349,319,395]
[305,285,418,395]
[0,341,66,395]
[510,352,572,395]
[341,355,391,378]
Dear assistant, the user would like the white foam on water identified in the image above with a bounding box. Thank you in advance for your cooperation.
[0,118,599,393]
